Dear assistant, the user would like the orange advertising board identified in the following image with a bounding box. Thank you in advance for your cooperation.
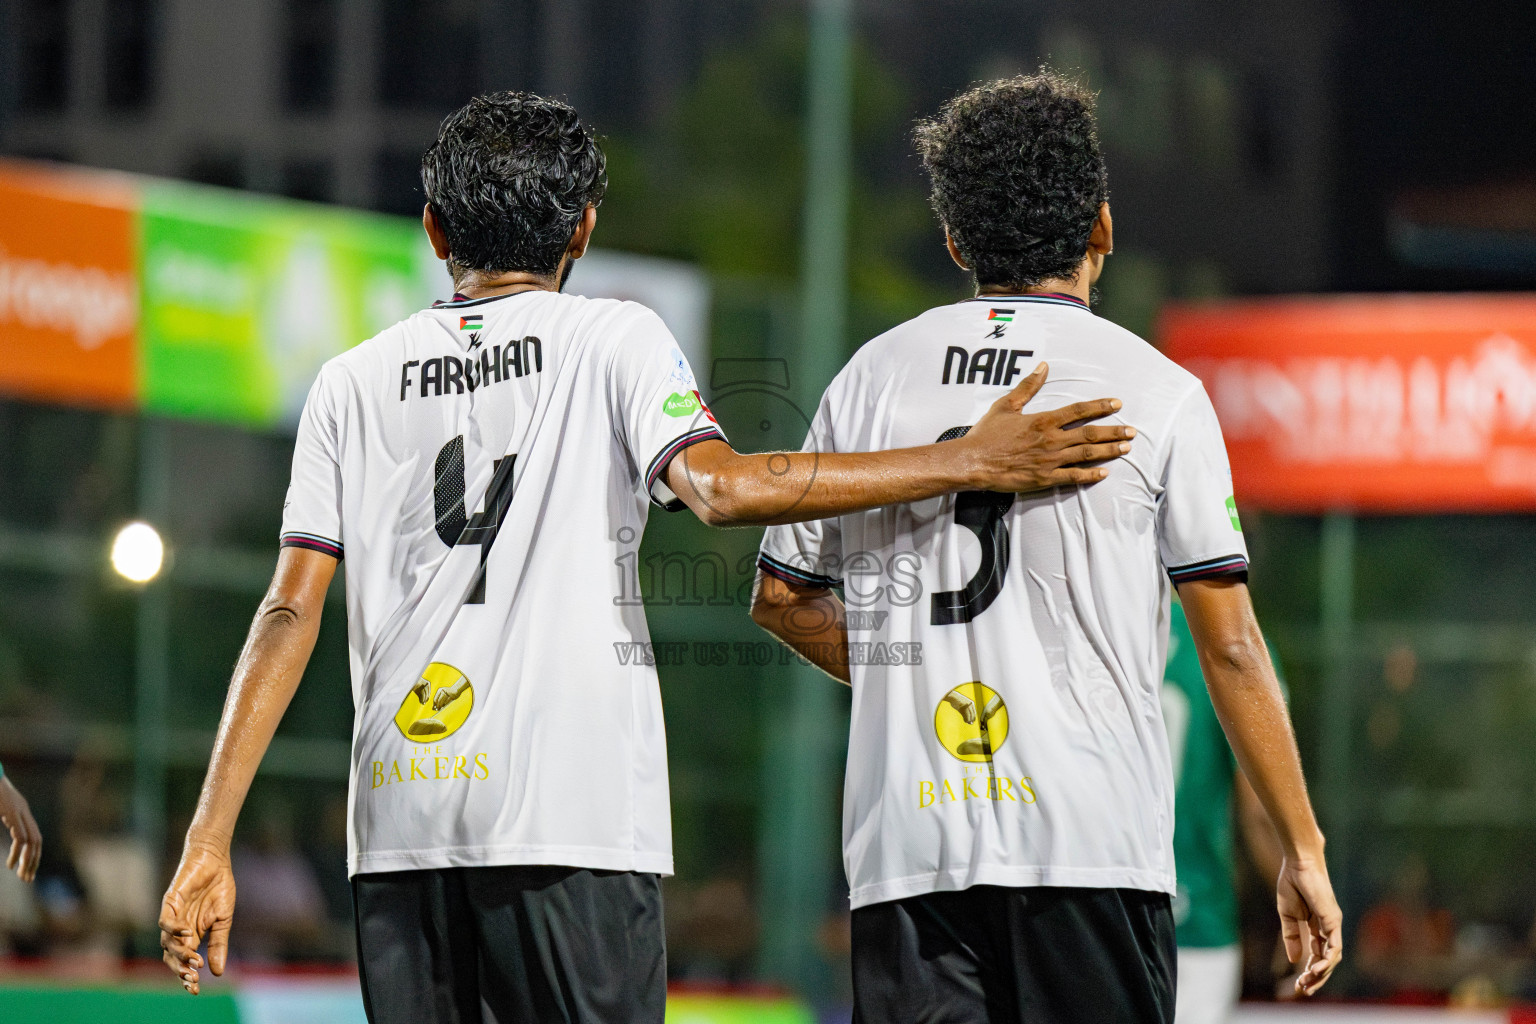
[1162,295,1536,512]
[0,162,139,408]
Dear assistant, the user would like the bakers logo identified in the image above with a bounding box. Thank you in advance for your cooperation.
[370,663,491,790]
[934,682,1009,761]
[917,682,1038,810]
[393,662,474,740]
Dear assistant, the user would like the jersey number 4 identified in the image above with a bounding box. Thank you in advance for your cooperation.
[930,425,1015,626]
[434,435,516,604]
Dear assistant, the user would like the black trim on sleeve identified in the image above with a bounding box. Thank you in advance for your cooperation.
[757,553,842,590]
[645,427,727,511]
[1166,554,1247,584]
[281,531,344,560]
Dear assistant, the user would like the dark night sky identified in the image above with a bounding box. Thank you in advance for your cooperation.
[1333,0,1536,288]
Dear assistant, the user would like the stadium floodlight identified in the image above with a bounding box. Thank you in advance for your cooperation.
[111,522,165,583]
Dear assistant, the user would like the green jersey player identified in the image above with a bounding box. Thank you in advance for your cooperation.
[1163,601,1285,1024]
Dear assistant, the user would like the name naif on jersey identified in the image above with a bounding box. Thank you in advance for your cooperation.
[941,345,1035,386]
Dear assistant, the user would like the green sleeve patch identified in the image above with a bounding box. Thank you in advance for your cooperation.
[1226,495,1241,531]
[662,391,702,417]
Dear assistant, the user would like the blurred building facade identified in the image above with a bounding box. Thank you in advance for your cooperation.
[2,0,1337,331]
[0,0,737,209]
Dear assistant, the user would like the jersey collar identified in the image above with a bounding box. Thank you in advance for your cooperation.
[433,289,547,309]
[964,292,1091,312]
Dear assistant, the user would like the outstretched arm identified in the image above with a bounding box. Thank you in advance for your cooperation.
[159,546,337,994]
[1179,577,1342,996]
[750,573,850,684]
[666,364,1133,527]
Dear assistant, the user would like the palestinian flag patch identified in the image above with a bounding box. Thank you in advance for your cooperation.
[460,315,483,331]
[987,309,1015,322]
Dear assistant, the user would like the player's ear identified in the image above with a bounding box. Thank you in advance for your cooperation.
[422,204,452,261]
[944,227,970,271]
[567,205,598,261]
[1088,203,1113,257]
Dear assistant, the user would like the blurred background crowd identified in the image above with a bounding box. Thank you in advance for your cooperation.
[2,0,1536,1016]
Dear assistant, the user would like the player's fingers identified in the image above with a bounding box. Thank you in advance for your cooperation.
[163,939,202,996]
[160,929,198,963]
[19,808,41,882]
[1041,465,1112,487]
[1062,423,1137,446]
[3,814,18,867]
[23,836,40,882]
[162,945,200,975]
[996,362,1047,412]
[1280,911,1304,965]
[1055,441,1132,467]
[1315,913,1343,977]
[158,900,188,940]
[1299,957,1332,996]
[1041,397,1122,429]
[1296,918,1338,995]
[208,919,232,976]
[159,900,204,962]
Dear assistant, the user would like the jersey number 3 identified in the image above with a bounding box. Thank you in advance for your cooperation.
[434,435,516,604]
[930,425,1014,626]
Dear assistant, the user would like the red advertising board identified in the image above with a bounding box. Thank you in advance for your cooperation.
[1161,295,1536,512]
[0,162,139,408]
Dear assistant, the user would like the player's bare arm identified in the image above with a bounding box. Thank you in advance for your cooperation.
[1236,770,1285,884]
[666,363,1134,527]
[0,774,42,882]
[1178,577,1343,996]
[158,546,337,995]
[749,573,849,683]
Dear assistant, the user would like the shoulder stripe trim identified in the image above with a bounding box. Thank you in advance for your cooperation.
[1167,554,1248,583]
[281,531,344,559]
[758,553,842,589]
[646,427,727,505]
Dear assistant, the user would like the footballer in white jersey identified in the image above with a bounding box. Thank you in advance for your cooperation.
[760,292,1244,908]
[282,289,722,880]
[753,74,1342,1024]
[158,91,1139,1023]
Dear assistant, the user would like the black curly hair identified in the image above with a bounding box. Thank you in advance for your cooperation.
[916,72,1108,290]
[421,91,607,279]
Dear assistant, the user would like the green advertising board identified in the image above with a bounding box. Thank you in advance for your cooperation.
[1,158,710,428]
[138,181,441,427]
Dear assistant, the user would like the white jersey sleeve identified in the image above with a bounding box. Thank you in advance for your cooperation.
[279,367,345,559]
[1158,382,1249,583]
[610,309,727,511]
[757,396,844,589]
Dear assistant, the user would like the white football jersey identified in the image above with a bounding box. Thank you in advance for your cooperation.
[281,289,724,877]
[758,293,1247,909]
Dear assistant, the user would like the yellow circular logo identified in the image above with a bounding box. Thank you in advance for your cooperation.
[394,662,475,741]
[933,682,1010,762]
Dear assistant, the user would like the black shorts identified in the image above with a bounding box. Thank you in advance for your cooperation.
[353,865,666,1024]
[851,886,1175,1024]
